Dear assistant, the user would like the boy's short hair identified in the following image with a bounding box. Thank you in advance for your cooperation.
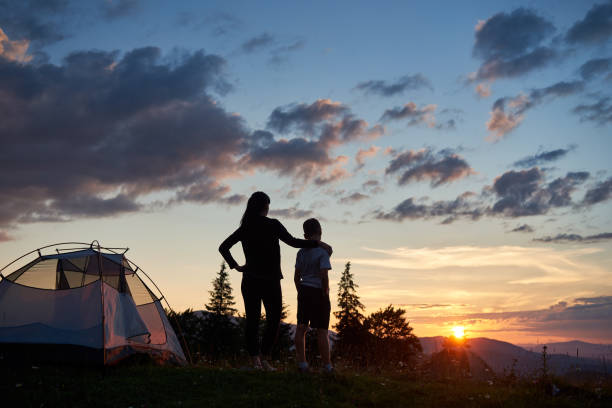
[303,218,321,237]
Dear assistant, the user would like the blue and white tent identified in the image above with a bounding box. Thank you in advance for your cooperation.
[0,242,186,365]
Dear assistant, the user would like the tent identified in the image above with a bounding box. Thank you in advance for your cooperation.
[0,242,187,365]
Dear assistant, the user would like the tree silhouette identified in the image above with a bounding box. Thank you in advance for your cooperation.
[333,261,366,358]
[363,305,421,367]
[205,262,237,316]
[201,262,240,360]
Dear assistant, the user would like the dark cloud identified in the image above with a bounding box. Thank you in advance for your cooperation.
[375,166,601,224]
[244,99,382,183]
[471,8,556,81]
[534,232,612,243]
[583,177,612,205]
[174,181,245,205]
[339,192,369,205]
[513,146,575,168]
[354,74,432,97]
[241,32,274,53]
[579,57,612,80]
[0,0,70,46]
[566,1,612,45]
[511,224,534,233]
[487,81,585,140]
[268,206,313,219]
[267,99,348,135]
[573,97,612,125]
[385,148,474,187]
[490,169,589,217]
[101,0,140,20]
[381,102,436,126]
[374,194,482,224]
[0,46,250,230]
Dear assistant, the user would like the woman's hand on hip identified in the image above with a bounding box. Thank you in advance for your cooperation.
[235,264,247,273]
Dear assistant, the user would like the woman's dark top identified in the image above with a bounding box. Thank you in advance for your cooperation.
[219,216,318,280]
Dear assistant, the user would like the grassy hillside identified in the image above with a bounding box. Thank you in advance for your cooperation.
[1,364,610,408]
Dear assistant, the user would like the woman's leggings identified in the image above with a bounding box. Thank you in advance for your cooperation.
[241,275,282,357]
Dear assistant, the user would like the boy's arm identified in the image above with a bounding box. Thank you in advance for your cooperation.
[320,269,330,295]
[294,267,302,291]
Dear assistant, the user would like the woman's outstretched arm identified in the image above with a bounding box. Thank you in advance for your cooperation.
[219,228,242,269]
[275,220,332,255]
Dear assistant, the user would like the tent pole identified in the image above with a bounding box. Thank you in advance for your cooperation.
[95,241,106,366]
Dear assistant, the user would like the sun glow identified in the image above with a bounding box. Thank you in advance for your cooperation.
[452,326,465,338]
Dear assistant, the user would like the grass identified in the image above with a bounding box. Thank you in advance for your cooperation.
[1,364,611,408]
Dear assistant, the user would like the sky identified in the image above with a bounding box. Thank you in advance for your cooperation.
[0,0,611,344]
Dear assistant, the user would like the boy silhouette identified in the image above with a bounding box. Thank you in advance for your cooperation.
[294,218,333,373]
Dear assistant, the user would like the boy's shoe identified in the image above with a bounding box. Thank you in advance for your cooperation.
[261,360,277,372]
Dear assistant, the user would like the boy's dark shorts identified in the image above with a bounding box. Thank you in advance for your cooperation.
[297,285,331,329]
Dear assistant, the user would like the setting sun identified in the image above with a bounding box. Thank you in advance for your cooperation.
[452,326,465,338]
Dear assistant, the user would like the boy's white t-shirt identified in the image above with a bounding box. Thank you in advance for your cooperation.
[295,247,332,289]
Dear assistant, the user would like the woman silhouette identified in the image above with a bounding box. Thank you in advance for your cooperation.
[219,191,332,370]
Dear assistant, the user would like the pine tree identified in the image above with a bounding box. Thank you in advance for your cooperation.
[201,262,240,359]
[205,262,237,316]
[333,262,366,358]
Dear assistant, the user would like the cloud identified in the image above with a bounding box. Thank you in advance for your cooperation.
[573,96,612,125]
[475,83,491,98]
[583,177,612,205]
[490,169,589,217]
[579,57,612,80]
[267,99,348,134]
[355,146,380,170]
[376,167,594,224]
[534,233,612,243]
[0,0,70,47]
[339,192,369,205]
[101,0,140,20]
[374,194,482,224]
[241,99,382,183]
[362,179,384,194]
[349,245,602,283]
[487,81,585,140]
[381,102,437,126]
[241,32,274,53]
[470,8,556,82]
[416,297,612,341]
[511,224,534,233]
[513,146,575,168]
[385,148,474,187]
[566,1,612,45]
[486,98,525,140]
[0,27,32,62]
[173,181,245,205]
[268,206,313,219]
[0,46,252,231]
[268,39,305,66]
[354,74,433,97]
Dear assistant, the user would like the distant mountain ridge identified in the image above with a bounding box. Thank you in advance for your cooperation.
[419,336,610,375]
[518,340,612,360]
